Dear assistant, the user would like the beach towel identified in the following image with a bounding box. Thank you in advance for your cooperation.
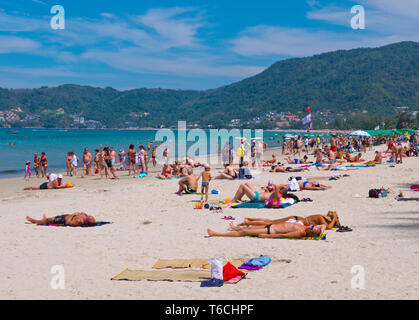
[246,255,271,267]
[410,185,419,191]
[223,262,245,281]
[231,202,266,209]
[152,258,242,270]
[200,279,224,287]
[245,233,327,240]
[111,269,210,282]
[37,222,112,228]
[396,197,419,201]
[112,269,244,284]
[231,200,295,209]
[238,264,263,271]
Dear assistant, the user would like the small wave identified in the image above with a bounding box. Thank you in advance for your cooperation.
[0,170,18,174]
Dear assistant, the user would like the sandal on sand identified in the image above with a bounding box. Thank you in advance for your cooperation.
[222,216,235,220]
[301,198,313,202]
[336,226,352,232]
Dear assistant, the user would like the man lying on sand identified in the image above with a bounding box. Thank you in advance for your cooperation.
[285,155,308,164]
[24,176,67,190]
[270,164,309,173]
[207,221,326,239]
[26,212,95,226]
[235,211,340,230]
[176,167,198,195]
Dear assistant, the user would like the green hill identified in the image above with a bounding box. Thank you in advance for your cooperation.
[0,41,418,129]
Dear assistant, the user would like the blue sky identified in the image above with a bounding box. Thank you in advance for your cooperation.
[0,0,418,90]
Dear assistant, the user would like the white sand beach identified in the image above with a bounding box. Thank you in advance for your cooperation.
[0,147,418,300]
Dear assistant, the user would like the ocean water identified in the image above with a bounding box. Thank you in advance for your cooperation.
[0,128,329,178]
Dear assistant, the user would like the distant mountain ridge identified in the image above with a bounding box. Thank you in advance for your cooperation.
[0,41,418,128]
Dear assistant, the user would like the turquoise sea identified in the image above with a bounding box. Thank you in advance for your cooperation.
[0,128,330,178]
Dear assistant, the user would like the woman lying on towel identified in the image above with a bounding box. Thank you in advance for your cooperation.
[231,182,288,203]
[207,221,326,239]
[278,180,331,191]
[234,211,340,230]
[26,212,96,226]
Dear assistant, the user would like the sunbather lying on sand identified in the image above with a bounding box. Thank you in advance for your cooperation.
[214,164,238,180]
[235,211,340,230]
[26,212,96,226]
[24,177,67,190]
[270,164,309,173]
[344,151,364,163]
[285,155,308,164]
[231,182,287,203]
[207,222,326,239]
[278,180,331,191]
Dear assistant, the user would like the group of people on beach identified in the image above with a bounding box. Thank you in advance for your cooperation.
[25,131,418,238]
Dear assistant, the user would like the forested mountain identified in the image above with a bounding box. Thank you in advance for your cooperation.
[1,41,418,129]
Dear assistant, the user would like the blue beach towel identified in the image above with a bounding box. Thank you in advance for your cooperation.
[246,255,271,267]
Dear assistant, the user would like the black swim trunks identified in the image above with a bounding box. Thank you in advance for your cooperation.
[53,215,66,225]
[40,182,48,190]
[286,167,292,172]
[105,159,113,168]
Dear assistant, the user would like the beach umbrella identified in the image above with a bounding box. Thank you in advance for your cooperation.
[348,130,371,138]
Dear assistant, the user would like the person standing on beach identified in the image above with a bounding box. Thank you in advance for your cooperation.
[255,140,263,168]
[33,153,41,178]
[66,152,73,176]
[71,152,78,176]
[103,147,118,179]
[110,147,117,166]
[197,164,212,202]
[151,145,158,167]
[82,148,92,177]
[163,144,170,164]
[40,152,48,178]
[137,145,146,172]
[330,134,337,153]
[24,160,31,180]
[125,144,137,176]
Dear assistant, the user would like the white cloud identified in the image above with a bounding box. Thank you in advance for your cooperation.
[135,7,204,48]
[233,0,419,58]
[232,25,418,57]
[0,36,41,53]
[0,10,46,32]
[82,47,264,78]
[306,0,419,35]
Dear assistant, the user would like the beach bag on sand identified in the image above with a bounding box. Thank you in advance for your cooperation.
[369,188,387,198]
[209,257,223,280]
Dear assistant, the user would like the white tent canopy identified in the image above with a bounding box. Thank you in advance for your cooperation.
[348,130,371,138]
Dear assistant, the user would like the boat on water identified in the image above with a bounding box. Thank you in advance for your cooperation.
[7,131,19,134]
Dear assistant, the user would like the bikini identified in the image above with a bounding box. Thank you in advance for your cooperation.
[264,224,272,234]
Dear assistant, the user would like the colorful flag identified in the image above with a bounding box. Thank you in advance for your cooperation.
[302,114,312,125]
